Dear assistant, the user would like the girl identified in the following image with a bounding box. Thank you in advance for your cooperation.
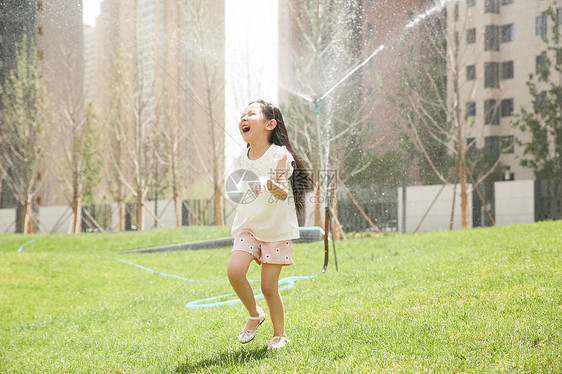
[227,100,312,349]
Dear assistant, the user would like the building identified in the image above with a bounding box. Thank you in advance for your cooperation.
[0,0,83,210]
[448,0,549,181]
[83,24,97,106]
[359,0,431,154]
[35,0,84,207]
[0,0,36,210]
[95,0,225,229]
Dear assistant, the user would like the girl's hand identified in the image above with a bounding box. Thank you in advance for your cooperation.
[267,178,288,200]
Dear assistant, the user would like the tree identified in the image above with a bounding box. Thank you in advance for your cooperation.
[391,2,503,229]
[0,34,47,233]
[57,48,101,233]
[122,45,156,232]
[175,0,225,226]
[152,2,187,228]
[106,4,158,232]
[515,6,562,218]
[391,14,455,185]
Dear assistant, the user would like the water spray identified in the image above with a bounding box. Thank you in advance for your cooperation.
[286,43,385,272]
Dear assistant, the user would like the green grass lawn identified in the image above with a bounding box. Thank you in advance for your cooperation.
[1,222,561,373]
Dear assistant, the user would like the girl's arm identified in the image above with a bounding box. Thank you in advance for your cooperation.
[267,150,289,200]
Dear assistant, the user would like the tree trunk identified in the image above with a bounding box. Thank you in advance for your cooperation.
[314,183,322,226]
[23,197,34,234]
[71,171,82,233]
[137,189,144,231]
[118,199,124,232]
[171,150,181,227]
[457,140,468,229]
[173,188,181,227]
[71,196,82,233]
[214,185,223,226]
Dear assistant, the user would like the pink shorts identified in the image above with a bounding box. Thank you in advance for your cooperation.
[232,231,294,266]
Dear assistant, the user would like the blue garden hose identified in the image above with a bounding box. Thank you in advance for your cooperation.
[116,257,316,309]
[17,239,36,253]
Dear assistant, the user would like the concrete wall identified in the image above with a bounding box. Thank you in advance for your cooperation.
[494,180,535,226]
[0,205,73,234]
[0,180,544,233]
[398,184,473,232]
[0,200,223,234]
[398,180,537,232]
[0,208,16,233]
[38,205,73,233]
[142,200,178,230]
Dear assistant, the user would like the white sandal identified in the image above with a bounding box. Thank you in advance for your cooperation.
[267,336,290,349]
[238,308,266,344]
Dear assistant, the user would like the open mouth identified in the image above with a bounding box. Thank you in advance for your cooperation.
[242,125,250,133]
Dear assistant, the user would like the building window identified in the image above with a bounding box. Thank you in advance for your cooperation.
[35,195,43,206]
[466,101,476,117]
[536,51,547,73]
[485,25,499,51]
[36,49,44,60]
[485,99,499,125]
[467,28,476,44]
[501,135,514,153]
[484,136,500,157]
[467,0,476,7]
[36,0,43,11]
[500,24,514,42]
[467,65,476,80]
[536,14,547,38]
[501,0,514,5]
[466,137,476,149]
[485,0,500,13]
[501,60,514,79]
[36,25,43,36]
[367,23,373,39]
[484,62,499,88]
[501,98,514,117]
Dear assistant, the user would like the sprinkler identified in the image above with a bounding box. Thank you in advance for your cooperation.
[313,94,321,115]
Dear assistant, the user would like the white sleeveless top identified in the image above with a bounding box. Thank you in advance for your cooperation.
[230,144,300,242]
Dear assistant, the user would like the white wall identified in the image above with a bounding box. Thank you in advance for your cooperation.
[398,184,473,232]
[38,205,73,233]
[0,205,73,234]
[494,180,535,226]
[0,180,544,234]
[0,208,16,233]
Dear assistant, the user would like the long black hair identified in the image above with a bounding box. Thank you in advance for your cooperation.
[249,100,313,215]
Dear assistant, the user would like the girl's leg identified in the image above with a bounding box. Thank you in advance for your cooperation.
[227,251,262,330]
[261,263,286,338]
